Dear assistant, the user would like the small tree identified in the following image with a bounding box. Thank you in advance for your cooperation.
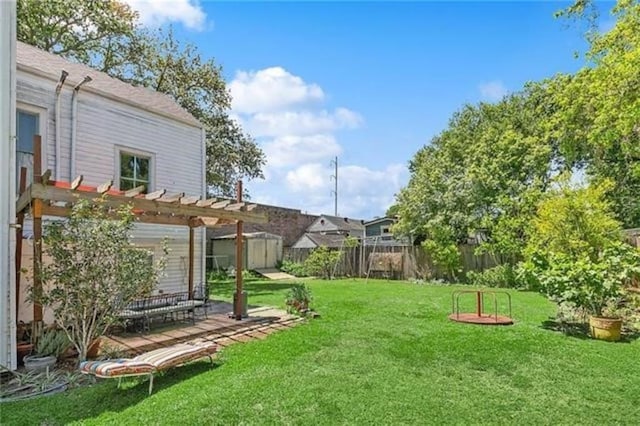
[304,246,342,279]
[33,199,167,361]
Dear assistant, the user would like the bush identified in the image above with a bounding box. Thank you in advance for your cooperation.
[466,264,524,289]
[208,268,228,282]
[285,283,313,314]
[279,260,308,277]
[304,246,342,279]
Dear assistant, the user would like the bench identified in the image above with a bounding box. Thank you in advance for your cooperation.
[118,284,209,332]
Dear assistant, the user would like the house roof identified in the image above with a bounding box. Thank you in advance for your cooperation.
[363,216,397,227]
[304,233,348,248]
[316,214,365,232]
[16,41,201,128]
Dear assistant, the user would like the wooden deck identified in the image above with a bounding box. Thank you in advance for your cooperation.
[103,302,303,355]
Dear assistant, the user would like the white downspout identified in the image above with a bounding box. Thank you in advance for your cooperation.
[1,0,17,370]
[54,70,68,180]
[201,127,207,288]
[70,76,91,180]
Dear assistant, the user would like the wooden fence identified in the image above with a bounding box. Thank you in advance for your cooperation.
[283,244,502,281]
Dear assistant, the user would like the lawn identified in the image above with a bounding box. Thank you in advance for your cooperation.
[2,279,639,425]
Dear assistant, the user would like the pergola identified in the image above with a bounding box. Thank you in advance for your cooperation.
[15,136,267,326]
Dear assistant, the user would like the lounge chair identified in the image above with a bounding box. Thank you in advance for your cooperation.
[79,340,217,394]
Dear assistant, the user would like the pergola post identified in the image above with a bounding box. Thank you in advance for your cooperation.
[234,181,244,320]
[188,225,194,299]
[32,136,43,323]
[15,167,26,321]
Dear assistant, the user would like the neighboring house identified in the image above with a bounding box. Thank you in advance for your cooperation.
[362,216,411,247]
[291,214,365,249]
[305,214,365,238]
[14,41,207,322]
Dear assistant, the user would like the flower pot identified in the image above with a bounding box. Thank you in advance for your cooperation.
[16,343,33,366]
[589,316,622,342]
[23,354,57,372]
[86,338,102,358]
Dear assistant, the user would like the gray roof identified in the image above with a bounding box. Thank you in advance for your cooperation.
[17,41,201,127]
[212,232,282,240]
[304,233,349,248]
[317,215,365,232]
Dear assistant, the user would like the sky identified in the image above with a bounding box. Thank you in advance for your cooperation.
[122,0,610,219]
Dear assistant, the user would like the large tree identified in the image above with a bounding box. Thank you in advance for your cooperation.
[545,0,640,227]
[17,0,264,197]
[394,85,555,265]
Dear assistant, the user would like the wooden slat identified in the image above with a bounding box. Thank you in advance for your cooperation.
[158,192,185,203]
[124,185,146,198]
[246,204,258,212]
[31,183,268,224]
[97,180,113,194]
[70,175,84,190]
[41,169,52,185]
[145,189,166,200]
[180,196,200,205]
[210,200,231,209]
[15,188,32,214]
[42,205,192,226]
[225,202,245,211]
[196,198,217,207]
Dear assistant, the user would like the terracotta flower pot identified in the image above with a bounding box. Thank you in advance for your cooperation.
[86,338,102,358]
[589,316,622,342]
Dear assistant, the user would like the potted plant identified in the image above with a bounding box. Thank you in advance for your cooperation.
[285,284,313,314]
[522,179,640,341]
[23,328,71,372]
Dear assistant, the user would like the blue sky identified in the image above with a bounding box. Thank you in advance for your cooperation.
[125,1,607,219]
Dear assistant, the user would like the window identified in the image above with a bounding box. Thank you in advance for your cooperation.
[16,109,44,193]
[119,151,151,192]
[381,226,391,235]
[17,110,39,154]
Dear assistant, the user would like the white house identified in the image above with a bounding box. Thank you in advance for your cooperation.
[12,42,208,342]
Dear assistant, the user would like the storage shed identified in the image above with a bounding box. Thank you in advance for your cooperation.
[210,232,283,270]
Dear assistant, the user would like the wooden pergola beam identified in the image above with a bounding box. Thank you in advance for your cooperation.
[41,204,194,226]
[26,183,267,224]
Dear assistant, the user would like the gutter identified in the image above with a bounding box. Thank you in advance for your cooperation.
[70,76,91,180]
[54,70,68,179]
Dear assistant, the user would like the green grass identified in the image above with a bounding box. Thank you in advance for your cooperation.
[3,279,640,425]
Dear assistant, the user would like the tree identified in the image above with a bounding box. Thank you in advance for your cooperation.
[34,199,167,361]
[545,0,640,227]
[17,0,265,197]
[394,85,554,269]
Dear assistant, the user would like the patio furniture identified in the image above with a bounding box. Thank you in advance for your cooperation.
[118,284,208,332]
[449,289,514,325]
[79,340,218,395]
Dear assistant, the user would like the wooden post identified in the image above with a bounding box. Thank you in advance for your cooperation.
[32,136,43,323]
[234,181,244,320]
[15,167,27,322]
[188,225,194,299]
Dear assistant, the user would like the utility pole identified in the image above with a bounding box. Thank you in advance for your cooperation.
[330,156,338,216]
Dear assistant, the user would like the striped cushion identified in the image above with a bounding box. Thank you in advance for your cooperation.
[133,342,217,369]
[79,341,217,378]
[80,359,155,377]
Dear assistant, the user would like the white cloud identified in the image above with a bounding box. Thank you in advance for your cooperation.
[247,109,362,137]
[265,135,342,168]
[478,80,508,102]
[229,67,325,114]
[124,0,207,31]
[233,66,407,218]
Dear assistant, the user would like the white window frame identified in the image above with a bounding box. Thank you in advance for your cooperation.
[16,102,47,170]
[114,146,155,192]
[381,225,392,236]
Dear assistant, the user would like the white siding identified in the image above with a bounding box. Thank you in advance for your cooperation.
[16,69,204,296]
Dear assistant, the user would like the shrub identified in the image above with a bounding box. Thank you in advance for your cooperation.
[33,199,167,361]
[522,179,640,317]
[279,260,308,277]
[466,264,524,288]
[207,268,228,282]
[285,283,313,314]
[304,246,342,279]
